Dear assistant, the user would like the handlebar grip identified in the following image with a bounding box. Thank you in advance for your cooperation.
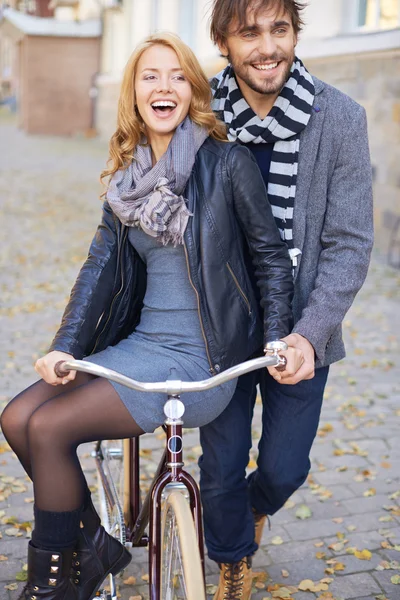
[54,361,70,378]
[275,356,287,373]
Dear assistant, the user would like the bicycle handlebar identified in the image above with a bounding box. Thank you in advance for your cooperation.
[54,353,285,395]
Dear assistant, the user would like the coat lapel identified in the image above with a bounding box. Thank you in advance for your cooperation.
[293,77,326,278]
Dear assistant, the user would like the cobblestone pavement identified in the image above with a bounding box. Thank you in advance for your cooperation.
[0,112,399,600]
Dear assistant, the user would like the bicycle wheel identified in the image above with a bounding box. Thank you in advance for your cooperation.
[161,490,206,600]
[97,439,128,546]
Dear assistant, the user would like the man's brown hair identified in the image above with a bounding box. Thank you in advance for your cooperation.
[210,0,306,46]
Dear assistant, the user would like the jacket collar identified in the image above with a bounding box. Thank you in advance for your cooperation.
[313,76,325,96]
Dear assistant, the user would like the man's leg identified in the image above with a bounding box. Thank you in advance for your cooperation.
[248,367,329,517]
[199,371,258,564]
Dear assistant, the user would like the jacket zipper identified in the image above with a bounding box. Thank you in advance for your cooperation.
[183,241,215,374]
[226,262,252,315]
[91,228,129,355]
[94,311,105,331]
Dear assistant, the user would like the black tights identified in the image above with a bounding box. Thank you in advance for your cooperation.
[0,374,144,513]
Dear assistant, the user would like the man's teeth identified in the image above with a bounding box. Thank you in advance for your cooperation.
[151,101,177,108]
[254,62,278,71]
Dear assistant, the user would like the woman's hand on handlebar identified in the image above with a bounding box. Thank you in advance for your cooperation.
[267,345,304,383]
[35,351,75,386]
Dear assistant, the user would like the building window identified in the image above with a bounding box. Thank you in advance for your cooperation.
[17,0,36,13]
[358,0,400,29]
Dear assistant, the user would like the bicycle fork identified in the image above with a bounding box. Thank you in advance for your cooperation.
[149,394,205,600]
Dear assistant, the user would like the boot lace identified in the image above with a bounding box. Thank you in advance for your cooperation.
[222,560,246,599]
[17,584,40,600]
[17,585,29,599]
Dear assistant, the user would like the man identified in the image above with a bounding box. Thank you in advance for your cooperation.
[199,1,374,598]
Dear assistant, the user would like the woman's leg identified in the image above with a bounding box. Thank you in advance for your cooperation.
[0,373,96,478]
[26,377,144,550]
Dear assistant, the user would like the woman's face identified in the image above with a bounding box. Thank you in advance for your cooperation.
[135,45,193,140]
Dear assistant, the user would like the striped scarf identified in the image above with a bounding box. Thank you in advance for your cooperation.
[107,117,208,246]
[211,58,315,266]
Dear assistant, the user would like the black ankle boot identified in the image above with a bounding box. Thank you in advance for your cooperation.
[72,498,132,600]
[18,542,78,599]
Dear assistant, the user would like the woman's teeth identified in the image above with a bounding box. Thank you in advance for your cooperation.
[254,62,279,71]
[151,101,177,112]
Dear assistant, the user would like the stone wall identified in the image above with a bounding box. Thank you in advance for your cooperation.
[304,49,400,268]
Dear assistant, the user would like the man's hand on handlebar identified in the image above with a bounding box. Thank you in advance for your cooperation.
[35,351,76,386]
[267,344,305,383]
[269,333,315,385]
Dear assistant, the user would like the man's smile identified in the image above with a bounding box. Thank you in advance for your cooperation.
[253,62,279,71]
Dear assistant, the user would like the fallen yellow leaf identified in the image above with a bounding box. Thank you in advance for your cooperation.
[255,582,265,589]
[252,571,269,582]
[271,587,293,599]
[298,579,329,593]
[298,579,315,591]
[329,542,344,552]
[271,536,284,545]
[354,549,372,560]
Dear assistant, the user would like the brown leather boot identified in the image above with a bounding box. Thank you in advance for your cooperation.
[254,513,267,547]
[213,557,252,600]
[18,542,78,599]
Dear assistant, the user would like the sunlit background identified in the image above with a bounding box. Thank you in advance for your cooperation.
[0,0,399,260]
[0,6,399,598]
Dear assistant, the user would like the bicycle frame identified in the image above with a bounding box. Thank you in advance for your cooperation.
[94,394,204,600]
[56,347,287,600]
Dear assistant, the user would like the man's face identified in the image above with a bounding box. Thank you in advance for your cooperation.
[219,3,297,97]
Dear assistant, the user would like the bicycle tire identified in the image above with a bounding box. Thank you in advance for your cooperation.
[97,439,127,545]
[160,490,206,600]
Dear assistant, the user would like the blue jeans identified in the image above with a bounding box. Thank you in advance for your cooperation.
[199,366,329,563]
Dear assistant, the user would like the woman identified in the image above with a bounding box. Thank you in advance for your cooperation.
[0,33,298,600]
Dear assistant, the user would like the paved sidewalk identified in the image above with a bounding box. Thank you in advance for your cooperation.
[0,114,399,600]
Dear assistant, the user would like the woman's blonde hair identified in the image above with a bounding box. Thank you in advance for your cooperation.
[101,32,227,185]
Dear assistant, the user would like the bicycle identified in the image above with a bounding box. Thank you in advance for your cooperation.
[55,340,288,600]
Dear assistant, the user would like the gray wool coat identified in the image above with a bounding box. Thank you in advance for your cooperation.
[290,76,373,367]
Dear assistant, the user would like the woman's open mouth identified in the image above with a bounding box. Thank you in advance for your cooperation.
[151,100,177,118]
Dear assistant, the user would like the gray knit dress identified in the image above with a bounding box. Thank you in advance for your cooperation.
[84,227,237,433]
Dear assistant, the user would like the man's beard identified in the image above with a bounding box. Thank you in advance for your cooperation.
[230,51,295,96]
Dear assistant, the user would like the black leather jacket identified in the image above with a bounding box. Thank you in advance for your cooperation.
[50,139,293,374]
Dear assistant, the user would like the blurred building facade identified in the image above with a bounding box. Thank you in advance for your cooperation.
[298,0,400,264]
[0,0,101,134]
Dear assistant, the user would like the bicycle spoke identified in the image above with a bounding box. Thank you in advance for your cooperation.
[162,503,191,599]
